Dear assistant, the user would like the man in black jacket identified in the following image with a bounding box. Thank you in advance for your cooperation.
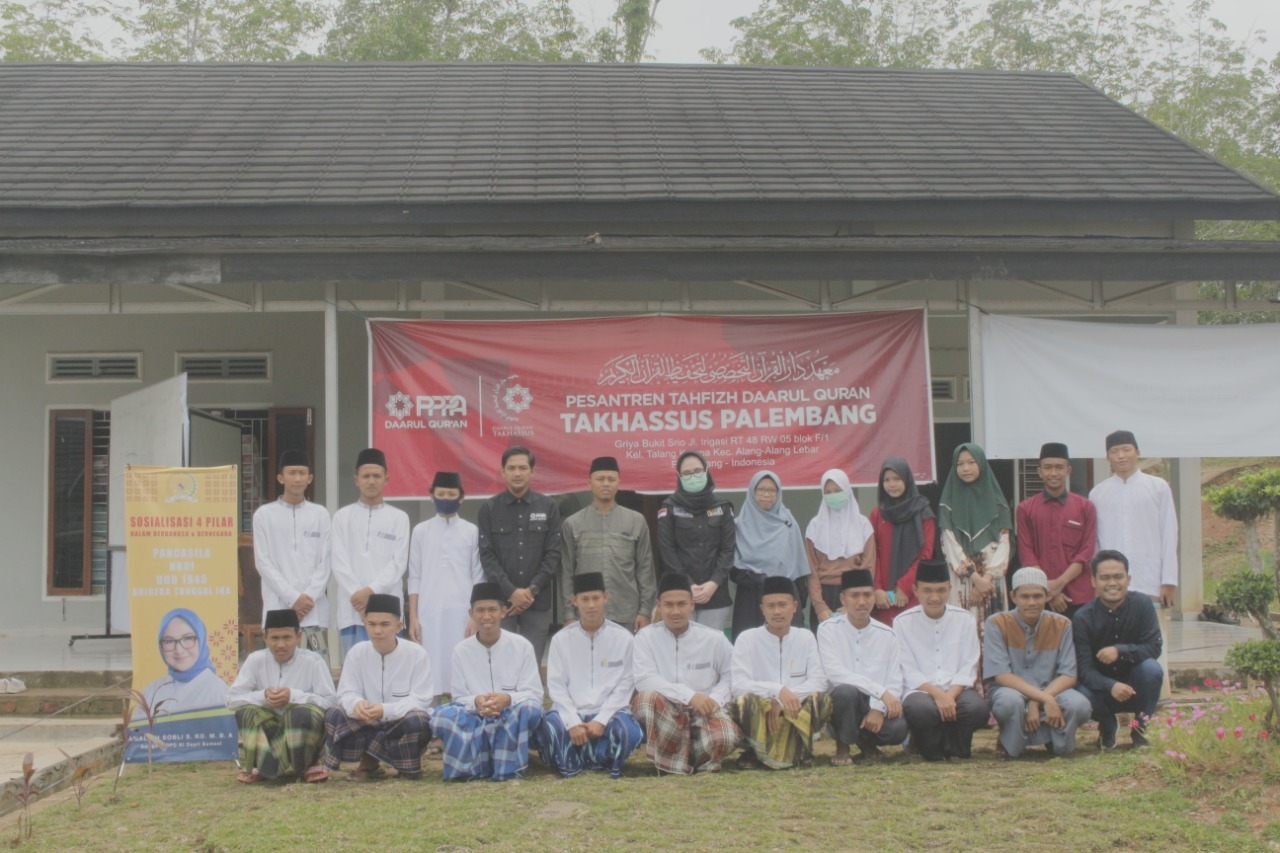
[1072,549,1163,750]
[477,446,562,662]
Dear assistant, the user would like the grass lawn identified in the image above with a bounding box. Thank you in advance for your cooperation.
[8,730,1280,853]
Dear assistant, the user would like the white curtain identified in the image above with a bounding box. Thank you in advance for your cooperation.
[979,314,1280,459]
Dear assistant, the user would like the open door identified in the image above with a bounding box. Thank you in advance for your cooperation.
[95,379,245,639]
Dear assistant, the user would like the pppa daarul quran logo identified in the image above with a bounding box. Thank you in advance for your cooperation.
[385,392,413,419]
[491,375,533,423]
[383,389,468,430]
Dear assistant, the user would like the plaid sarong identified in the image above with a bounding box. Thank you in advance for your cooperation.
[433,700,543,782]
[234,703,327,780]
[320,706,432,776]
[536,710,644,779]
[630,691,741,775]
[730,693,831,769]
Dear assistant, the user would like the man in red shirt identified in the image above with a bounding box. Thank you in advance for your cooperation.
[1015,443,1097,619]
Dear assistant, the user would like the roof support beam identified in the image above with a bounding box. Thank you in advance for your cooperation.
[0,297,1274,317]
[0,283,62,306]
[1105,280,1181,306]
[2,238,1280,283]
[163,282,252,310]
[1019,278,1094,306]
[443,280,540,310]
[834,279,912,307]
[732,279,820,309]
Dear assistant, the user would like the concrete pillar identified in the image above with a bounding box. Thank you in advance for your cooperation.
[1173,284,1204,618]
[966,299,985,447]
[324,282,340,662]
[1172,457,1204,616]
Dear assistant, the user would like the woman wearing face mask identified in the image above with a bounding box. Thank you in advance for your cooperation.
[656,450,737,630]
[868,457,936,626]
[804,469,876,628]
[408,471,484,708]
[938,443,1013,630]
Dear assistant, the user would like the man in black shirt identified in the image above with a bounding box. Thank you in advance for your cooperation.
[478,446,562,662]
[1072,549,1163,750]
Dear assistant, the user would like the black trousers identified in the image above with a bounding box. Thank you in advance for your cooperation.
[829,683,907,753]
[902,688,988,760]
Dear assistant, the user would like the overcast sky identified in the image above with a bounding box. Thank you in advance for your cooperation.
[570,0,1278,64]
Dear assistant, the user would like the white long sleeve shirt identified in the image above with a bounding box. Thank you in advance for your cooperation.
[252,498,332,628]
[546,620,636,728]
[336,639,432,722]
[407,514,484,696]
[450,630,543,713]
[1090,469,1179,597]
[633,621,734,707]
[330,501,411,631]
[731,625,827,701]
[226,648,336,711]
[892,604,980,696]
[817,614,904,714]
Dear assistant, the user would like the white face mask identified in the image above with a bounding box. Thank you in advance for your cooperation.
[823,491,850,511]
[680,472,708,493]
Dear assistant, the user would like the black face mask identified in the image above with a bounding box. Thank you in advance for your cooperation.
[433,497,462,515]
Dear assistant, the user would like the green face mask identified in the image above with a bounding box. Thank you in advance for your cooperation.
[680,472,708,493]
[823,490,850,511]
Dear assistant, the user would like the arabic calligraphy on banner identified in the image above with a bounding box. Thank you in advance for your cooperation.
[369,312,934,497]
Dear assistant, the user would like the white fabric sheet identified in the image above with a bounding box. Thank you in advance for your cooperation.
[979,314,1280,459]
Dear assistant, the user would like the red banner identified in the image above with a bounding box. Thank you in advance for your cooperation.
[369,312,933,497]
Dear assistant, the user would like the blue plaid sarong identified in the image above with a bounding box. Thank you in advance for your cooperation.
[536,710,644,779]
[433,699,543,781]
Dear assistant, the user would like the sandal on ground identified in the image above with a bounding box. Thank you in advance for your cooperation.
[302,766,329,783]
[345,765,386,782]
[236,769,261,784]
[830,754,854,767]
[735,752,761,770]
[424,741,443,759]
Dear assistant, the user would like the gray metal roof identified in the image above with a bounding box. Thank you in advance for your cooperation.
[0,62,1275,213]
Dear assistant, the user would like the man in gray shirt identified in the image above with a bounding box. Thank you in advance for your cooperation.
[983,567,1092,757]
[560,457,656,632]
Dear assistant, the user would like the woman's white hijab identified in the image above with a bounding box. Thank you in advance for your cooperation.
[804,468,870,559]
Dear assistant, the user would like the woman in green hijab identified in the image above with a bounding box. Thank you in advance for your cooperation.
[937,443,1013,629]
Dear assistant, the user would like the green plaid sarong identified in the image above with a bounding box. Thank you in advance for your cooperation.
[730,693,831,769]
[234,703,327,780]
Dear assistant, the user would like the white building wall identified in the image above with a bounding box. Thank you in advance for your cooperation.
[0,285,1193,635]
[0,312,328,634]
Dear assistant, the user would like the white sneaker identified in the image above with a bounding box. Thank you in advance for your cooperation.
[5,678,24,694]
[0,678,9,693]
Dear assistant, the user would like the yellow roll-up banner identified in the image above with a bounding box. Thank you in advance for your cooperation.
[125,466,239,763]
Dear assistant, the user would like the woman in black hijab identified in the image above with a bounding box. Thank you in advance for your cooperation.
[656,450,737,630]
